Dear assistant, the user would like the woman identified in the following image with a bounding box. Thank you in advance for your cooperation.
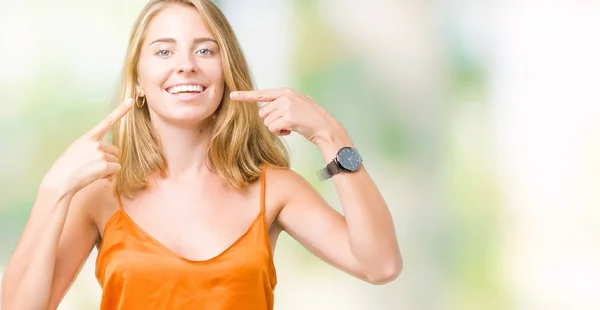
[1,0,402,309]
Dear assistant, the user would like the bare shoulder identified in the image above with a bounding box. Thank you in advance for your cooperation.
[71,179,115,208]
[265,164,311,189]
[264,164,315,212]
[69,179,119,229]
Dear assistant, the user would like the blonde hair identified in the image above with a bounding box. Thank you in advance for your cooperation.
[112,0,290,197]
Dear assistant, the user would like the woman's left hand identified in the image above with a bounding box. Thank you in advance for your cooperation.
[230,88,344,145]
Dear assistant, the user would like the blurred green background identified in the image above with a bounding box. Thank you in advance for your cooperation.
[1,0,600,309]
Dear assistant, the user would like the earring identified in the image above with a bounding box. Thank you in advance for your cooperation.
[135,94,146,108]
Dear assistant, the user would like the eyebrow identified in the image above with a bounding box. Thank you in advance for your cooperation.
[149,37,218,45]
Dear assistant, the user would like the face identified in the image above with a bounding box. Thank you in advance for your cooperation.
[137,3,224,127]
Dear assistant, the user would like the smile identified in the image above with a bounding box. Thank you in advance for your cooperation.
[165,84,207,95]
[164,84,208,102]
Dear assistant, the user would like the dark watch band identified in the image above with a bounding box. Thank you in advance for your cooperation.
[317,160,344,181]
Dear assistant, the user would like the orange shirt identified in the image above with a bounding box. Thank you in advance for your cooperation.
[95,165,276,309]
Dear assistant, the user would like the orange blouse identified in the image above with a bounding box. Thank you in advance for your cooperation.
[95,165,277,309]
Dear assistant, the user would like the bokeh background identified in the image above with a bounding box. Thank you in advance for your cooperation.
[1,0,600,309]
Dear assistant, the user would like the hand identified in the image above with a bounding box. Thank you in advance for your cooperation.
[230,88,342,145]
[42,98,134,197]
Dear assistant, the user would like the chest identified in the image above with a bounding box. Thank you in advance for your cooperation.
[112,179,265,262]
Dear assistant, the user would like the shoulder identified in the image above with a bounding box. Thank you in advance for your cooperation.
[263,164,316,209]
[70,179,118,224]
[264,164,310,187]
[71,178,116,206]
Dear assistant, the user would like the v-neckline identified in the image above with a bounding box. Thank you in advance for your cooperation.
[116,209,263,264]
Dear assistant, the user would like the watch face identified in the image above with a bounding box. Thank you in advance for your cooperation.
[337,147,362,172]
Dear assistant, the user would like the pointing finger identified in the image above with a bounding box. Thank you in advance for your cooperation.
[88,98,134,139]
[230,89,288,102]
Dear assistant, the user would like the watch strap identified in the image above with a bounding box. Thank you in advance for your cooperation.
[317,159,344,181]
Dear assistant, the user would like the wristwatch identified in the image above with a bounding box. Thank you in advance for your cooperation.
[317,147,363,181]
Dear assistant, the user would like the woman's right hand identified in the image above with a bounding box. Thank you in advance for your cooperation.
[41,98,134,197]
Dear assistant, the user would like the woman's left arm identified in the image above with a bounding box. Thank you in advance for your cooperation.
[231,88,402,284]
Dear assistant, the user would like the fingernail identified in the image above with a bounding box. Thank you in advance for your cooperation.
[125,98,134,106]
[230,91,238,99]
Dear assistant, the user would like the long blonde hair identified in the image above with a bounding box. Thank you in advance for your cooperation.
[112,0,290,197]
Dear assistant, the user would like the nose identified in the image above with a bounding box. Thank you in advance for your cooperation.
[177,53,197,73]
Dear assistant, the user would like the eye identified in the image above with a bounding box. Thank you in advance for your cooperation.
[196,48,213,56]
[155,49,172,57]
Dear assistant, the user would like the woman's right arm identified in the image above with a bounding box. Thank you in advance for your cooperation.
[1,98,133,309]
[1,181,100,310]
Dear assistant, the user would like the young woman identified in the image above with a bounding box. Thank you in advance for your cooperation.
[1,0,402,309]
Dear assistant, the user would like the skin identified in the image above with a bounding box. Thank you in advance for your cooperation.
[1,3,401,309]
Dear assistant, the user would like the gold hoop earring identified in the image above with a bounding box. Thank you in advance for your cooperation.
[135,95,146,108]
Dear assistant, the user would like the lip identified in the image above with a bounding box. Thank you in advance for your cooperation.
[164,87,208,102]
[164,82,208,91]
[164,81,209,102]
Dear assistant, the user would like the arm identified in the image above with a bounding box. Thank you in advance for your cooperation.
[232,88,402,284]
[1,181,100,310]
[273,128,401,284]
[1,99,133,309]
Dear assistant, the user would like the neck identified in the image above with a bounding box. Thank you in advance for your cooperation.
[151,117,213,179]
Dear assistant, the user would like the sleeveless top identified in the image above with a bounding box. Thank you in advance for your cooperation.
[95,165,277,309]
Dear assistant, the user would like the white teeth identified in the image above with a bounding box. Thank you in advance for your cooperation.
[167,85,205,94]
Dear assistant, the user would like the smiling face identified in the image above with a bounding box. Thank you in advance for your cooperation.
[114,0,291,196]
[136,2,225,127]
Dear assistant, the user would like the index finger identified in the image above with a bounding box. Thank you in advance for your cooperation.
[88,98,134,139]
[230,89,287,102]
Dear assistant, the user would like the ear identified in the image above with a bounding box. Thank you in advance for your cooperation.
[135,85,145,97]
